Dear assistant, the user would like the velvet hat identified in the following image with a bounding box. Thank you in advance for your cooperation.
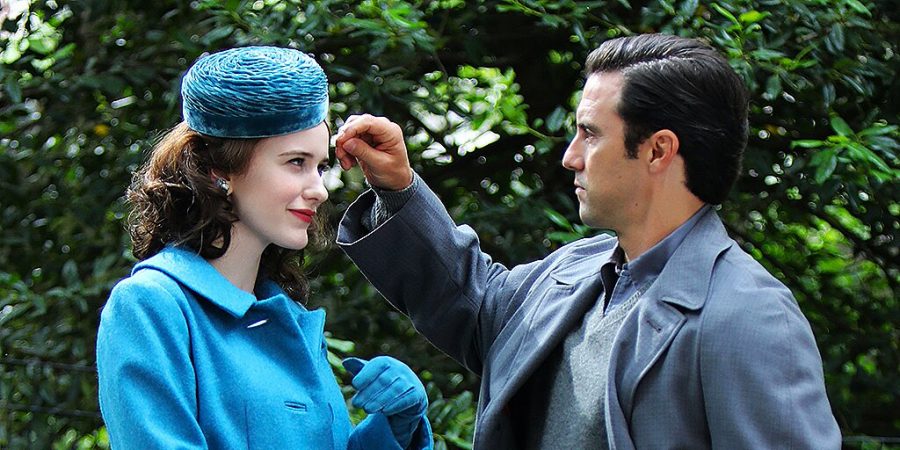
[181,46,328,138]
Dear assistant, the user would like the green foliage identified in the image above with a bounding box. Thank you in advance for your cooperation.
[1,0,897,447]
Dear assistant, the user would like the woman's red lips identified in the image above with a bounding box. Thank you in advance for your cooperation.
[290,209,315,223]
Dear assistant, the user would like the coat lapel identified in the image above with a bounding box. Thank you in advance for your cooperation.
[484,240,614,419]
[611,209,734,419]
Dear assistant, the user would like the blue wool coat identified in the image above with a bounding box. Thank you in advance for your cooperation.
[337,181,841,449]
[96,246,432,449]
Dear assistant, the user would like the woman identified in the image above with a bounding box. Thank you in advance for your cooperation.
[96,46,432,449]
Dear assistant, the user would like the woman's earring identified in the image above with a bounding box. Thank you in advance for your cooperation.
[216,178,232,195]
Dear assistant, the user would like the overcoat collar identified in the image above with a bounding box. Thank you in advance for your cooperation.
[641,207,733,311]
[133,246,283,318]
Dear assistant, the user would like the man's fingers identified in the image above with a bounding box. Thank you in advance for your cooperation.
[334,144,358,170]
[336,114,398,150]
[340,137,375,161]
[335,114,370,147]
[334,114,411,189]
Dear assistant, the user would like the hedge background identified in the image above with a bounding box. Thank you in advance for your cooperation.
[1,0,897,448]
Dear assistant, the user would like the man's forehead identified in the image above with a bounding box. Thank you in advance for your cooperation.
[576,73,623,115]
[584,72,624,98]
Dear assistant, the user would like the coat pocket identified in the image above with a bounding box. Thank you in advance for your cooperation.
[245,397,335,449]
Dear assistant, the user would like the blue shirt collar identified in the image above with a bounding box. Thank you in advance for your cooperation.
[132,245,286,318]
[609,205,711,287]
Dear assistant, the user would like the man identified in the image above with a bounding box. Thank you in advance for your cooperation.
[334,34,841,449]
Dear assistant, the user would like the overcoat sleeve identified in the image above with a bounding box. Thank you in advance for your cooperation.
[699,260,842,449]
[337,181,542,375]
[96,274,207,449]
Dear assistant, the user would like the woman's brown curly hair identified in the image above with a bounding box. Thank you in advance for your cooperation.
[127,121,330,302]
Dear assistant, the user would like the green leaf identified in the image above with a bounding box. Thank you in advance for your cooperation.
[5,75,22,103]
[326,350,344,371]
[62,260,80,287]
[791,139,824,149]
[858,124,898,137]
[847,142,892,174]
[203,25,234,44]
[546,106,566,133]
[826,24,845,52]
[845,0,871,16]
[678,0,699,18]
[813,150,838,184]
[830,115,854,137]
[710,3,740,25]
[750,49,784,61]
[738,10,770,24]
[764,74,782,100]
[543,208,573,230]
[547,231,582,244]
[821,83,836,107]
[27,36,59,55]
[865,136,899,154]
[51,43,76,60]
[325,337,356,353]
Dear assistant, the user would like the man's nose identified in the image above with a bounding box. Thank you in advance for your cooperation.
[561,140,582,171]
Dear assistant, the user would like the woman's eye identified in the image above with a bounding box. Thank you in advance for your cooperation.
[317,163,329,176]
[289,158,305,166]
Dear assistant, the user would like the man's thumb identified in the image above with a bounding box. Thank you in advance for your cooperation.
[342,138,369,158]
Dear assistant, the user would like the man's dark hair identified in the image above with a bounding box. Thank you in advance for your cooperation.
[585,33,749,204]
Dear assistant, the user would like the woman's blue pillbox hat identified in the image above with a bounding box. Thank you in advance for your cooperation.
[181,46,328,138]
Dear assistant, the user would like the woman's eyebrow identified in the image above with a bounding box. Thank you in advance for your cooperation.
[279,150,329,165]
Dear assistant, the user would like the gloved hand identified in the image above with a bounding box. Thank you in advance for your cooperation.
[343,356,428,449]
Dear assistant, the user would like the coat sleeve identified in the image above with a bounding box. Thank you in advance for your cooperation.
[699,258,842,449]
[337,181,542,375]
[96,274,207,449]
[349,413,434,450]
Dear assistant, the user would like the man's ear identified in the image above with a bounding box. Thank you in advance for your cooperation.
[646,129,679,174]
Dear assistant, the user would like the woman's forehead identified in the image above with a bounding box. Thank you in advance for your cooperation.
[255,123,330,159]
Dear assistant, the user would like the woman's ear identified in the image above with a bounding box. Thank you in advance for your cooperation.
[210,171,232,195]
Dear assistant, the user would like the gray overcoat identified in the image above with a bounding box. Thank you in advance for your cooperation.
[338,181,841,449]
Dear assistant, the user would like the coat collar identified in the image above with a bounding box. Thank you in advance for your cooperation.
[547,207,732,310]
[548,234,617,284]
[133,246,281,318]
[643,207,733,311]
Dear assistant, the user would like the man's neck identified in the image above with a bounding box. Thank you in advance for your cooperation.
[617,201,705,262]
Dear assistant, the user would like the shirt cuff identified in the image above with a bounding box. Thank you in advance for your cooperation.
[364,173,421,231]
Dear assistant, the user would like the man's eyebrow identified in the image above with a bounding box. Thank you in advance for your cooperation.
[578,122,601,135]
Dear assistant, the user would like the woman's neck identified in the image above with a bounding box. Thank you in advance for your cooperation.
[207,224,265,295]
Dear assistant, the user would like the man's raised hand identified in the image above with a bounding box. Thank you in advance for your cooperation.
[335,114,414,191]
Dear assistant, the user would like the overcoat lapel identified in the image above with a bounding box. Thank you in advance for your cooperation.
[608,299,686,418]
[609,208,733,421]
[484,245,612,419]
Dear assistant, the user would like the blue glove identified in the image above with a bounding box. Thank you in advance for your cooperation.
[343,356,428,449]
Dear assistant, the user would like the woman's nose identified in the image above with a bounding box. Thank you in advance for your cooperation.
[304,175,329,204]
